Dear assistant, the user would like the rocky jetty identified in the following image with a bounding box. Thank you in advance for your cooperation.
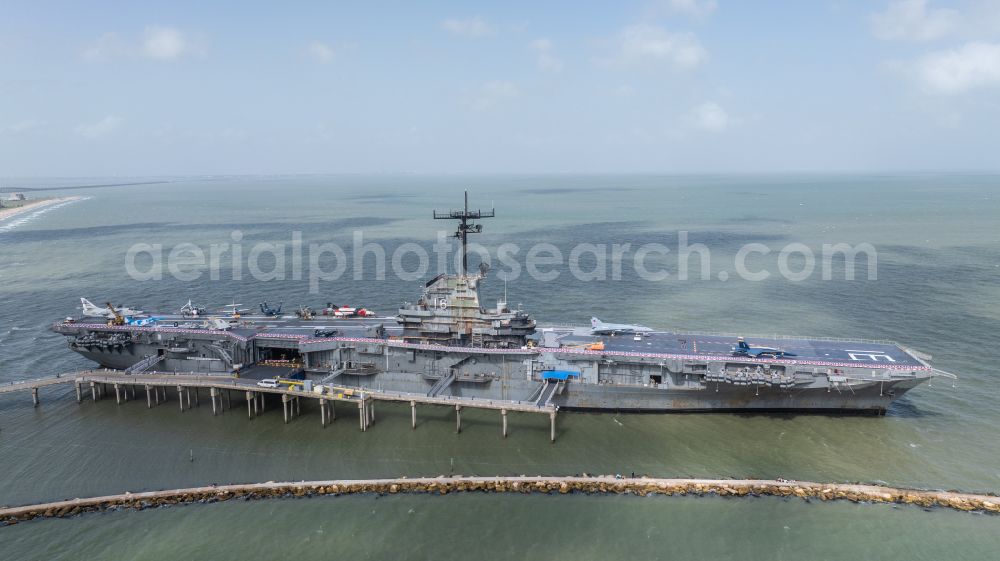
[3,476,998,525]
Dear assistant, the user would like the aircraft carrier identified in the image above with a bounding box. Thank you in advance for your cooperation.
[51,194,951,414]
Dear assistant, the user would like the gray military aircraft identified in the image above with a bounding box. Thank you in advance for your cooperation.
[590,317,654,335]
[80,298,143,319]
[731,337,797,358]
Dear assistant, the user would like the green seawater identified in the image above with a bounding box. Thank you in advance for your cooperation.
[5,495,1000,561]
[1,174,998,557]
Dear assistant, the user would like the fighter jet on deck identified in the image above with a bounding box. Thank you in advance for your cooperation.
[590,317,653,335]
[731,337,797,359]
[80,298,143,319]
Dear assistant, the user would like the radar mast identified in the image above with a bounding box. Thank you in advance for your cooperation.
[433,190,494,276]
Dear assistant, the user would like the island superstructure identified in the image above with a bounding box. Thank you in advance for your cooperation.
[52,194,946,414]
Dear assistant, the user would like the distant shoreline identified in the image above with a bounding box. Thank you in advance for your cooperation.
[1,180,170,193]
[0,196,82,223]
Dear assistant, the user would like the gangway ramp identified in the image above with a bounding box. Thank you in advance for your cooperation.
[125,355,165,374]
[427,371,457,397]
[535,381,559,407]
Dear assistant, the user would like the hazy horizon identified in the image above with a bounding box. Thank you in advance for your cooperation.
[4,1,1000,176]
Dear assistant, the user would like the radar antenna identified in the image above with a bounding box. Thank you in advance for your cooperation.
[433,190,494,276]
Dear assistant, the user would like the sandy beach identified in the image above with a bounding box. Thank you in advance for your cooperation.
[0,196,82,222]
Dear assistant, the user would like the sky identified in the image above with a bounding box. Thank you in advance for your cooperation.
[2,0,1000,176]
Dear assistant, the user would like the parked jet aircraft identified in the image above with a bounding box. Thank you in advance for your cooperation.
[590,317,653,335]
[80,298,143,318]
[731,338,797,358]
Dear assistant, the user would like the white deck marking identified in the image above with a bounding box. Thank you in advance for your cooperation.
[845,350,897,362]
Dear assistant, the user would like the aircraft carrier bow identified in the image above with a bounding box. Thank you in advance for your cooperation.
[52,194,948,414]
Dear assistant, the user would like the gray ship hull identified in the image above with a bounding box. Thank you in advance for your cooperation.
[65,334,928,414]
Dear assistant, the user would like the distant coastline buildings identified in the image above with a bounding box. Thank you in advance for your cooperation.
[0,191,27,208]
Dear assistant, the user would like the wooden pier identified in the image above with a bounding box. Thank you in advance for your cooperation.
[0,370,561,440]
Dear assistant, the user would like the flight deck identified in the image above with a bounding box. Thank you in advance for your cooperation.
[58,312,928,371]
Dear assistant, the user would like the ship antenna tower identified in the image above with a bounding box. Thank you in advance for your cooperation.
[433,190,494,276]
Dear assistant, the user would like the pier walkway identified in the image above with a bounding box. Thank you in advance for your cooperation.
[0,369,560,440]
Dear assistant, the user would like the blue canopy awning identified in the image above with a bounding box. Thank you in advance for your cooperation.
[542,370,580,381]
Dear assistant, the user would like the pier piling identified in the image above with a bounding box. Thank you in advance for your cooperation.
[75,383,81,404]
[411,400,416,429]
[145,386,152,408]
[90,381,97,402]
[550,411,557,443]
[246,391,254,420]
[502,409,508,438]
[456,405,462,434]
[31,387,39,407]
[281,394,290,424]
[210,388,218,416]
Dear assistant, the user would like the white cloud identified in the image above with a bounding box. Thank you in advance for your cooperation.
[613,24,707,69]
[308,41,336,63]
[690,101,729,132]
[915,41,1000,93]
[142,26,191,60]
[75,116,123,139]
[82,26,200,62]
[441,16,494,38]
[870,0,961,41]
[529,38,564,72]
[469,80,520,110]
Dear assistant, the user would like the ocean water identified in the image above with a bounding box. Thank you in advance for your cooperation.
[1,174,998,556]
